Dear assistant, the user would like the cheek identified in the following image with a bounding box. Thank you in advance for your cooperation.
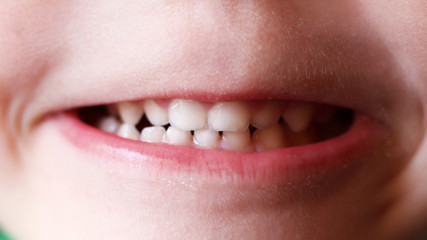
[358,0,427,93]
[0,1,73,103]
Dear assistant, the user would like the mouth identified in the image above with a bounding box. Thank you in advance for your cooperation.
[51,96,387,182]
[79,99,353,151]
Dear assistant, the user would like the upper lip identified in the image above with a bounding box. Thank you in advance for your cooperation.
[33,45,399,126]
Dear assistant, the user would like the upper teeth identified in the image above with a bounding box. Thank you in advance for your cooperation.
[96,98,330,152]
[116,102,144,125]
[144,100,169,126]
[282,102,314,133]
[208,102,251,132]
[169,99,208,131]
[250,101,281,129]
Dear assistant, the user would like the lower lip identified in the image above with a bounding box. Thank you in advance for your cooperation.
[53,111,387,183]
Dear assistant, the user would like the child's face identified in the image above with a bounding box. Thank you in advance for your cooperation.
[0,1,425,239]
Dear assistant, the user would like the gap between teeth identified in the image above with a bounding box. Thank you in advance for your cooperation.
[97,99,331,152]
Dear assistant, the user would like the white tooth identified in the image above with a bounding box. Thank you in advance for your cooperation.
[140,126,166,143]
[144,99,169,126]
[253,124,288,151]
[220,129,251,151]
[250,102,281,129]
[193,128,220,149]
[164,126,192,146]
[282,102,314,133]
[116,102,144,125]
[169,99,207,131]
[97,116,120,134]
[208,102,251,132]
[117,123,140,140]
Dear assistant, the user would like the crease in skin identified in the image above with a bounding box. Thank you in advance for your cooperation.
[1,17,57,147]
[355,2,427,237]
[370,111,426,240]
[0,59,55,161]
[0,0,70,160]
[376,125,427,240]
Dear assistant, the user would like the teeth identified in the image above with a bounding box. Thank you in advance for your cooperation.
[250,102,281,129]
[117,123,140,140]
[282,102,314,133]
[92,98,339,151]
[97,116,120,134]
[164,126,192,146]
[116,102,144,125]
[140,126,166,143]
[144,99,169,126]
[220,129,251,151]
[253,124,288,151]
[193,128,220,149]
[169,99,207,131]
[208,102,251,132]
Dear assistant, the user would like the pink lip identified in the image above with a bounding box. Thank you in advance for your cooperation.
[54,110,388,183]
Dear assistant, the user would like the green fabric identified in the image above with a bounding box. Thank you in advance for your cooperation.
[0,229,12,240]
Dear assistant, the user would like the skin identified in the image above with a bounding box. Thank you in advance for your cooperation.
[0,0,426,239]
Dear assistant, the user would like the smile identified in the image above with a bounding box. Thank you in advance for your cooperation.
[49,95,387,183]
[79,99,353,152]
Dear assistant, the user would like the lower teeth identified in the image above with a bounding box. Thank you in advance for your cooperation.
[79,100,353,152]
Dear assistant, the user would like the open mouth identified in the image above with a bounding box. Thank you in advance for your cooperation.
[78,99,353,152]
[50,94,385,182]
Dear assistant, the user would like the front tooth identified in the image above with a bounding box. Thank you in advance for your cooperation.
[253,124,288,151]
[97,116,120,134]
[117,123,140,140]
[169,99,207,131]
[140,126,166,143]
[193,128,220,149]
[250,102,281,129]
[282,102,314,133]
[116,102,144,125]
[144,99,169,126]
[164,126,192,146]
[208,102,251,131]
[220,129,251,151]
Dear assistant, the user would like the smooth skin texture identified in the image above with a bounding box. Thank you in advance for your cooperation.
[0,1,426,239]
